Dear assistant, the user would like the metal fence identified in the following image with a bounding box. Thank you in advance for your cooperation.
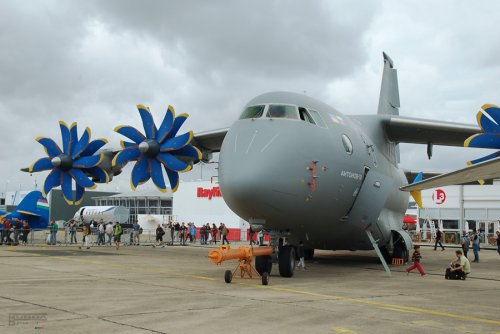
[407,230,498,246]
[0,228,178,246]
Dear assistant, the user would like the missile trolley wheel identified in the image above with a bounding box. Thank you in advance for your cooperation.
[261,272,269,286]
[224,270,233,283]
[255,254,273,275]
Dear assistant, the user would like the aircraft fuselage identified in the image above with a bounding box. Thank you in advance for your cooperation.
[218,92,409,251]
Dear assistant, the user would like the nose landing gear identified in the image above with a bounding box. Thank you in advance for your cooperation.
[278,245,296,277]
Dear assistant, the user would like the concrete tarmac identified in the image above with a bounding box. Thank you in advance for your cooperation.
[0,242,498,334]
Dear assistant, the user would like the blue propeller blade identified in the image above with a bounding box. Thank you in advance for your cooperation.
[120,141,137,149]
[73,154,103,169]
[36,137,62,158]
[165,166,180,192]
[71,127,91,159]
[114,126,146,144]
[157,152,191,172]
[482,104,500,125]
[74,184,85,206]
[69,122,78,156]
[171,145,202,160]
[477,111,500,134]
[464,133,500,149]
[69,168,96,188]
[112,147,141,166]
[80,138,108,157]
[131,157,151,190]
[151,158,167,192]
[160,131,193,151]
[43,168,62,197]
[61,171,74,204]
[467,151,500,165]
[59,121,71,154]
[29,157,53,173]
[87,166,109,183]
[166,114,188,139]
[138,105,157,139]
[156,105,175,143]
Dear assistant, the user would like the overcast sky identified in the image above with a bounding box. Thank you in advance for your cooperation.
[1,0,499,195]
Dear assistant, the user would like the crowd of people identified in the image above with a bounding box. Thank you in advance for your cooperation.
[54,219,237,250]
[159,221,230,246]
[0,218,31,245]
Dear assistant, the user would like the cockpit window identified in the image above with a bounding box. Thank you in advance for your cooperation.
[239,105,266,119]
[298,107,315,124]
[266,105,298,119]
[308,109,327,128]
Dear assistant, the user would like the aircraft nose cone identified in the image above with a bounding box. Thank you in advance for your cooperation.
[218,120,310,219]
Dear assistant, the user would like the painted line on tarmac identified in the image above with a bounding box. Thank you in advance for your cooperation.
[49,254,500,327]
[230,281,500,326]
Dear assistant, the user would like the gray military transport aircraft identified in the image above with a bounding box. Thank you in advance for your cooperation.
[24,52,492,278]
[191,52,484,277]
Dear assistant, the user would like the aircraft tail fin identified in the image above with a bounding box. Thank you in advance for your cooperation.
[14,191,50,229]
[377,52,400,116]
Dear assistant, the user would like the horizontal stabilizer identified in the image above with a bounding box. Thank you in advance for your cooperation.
[16,210,41,217]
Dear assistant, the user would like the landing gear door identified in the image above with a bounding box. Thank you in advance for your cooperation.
[347,171,393,232]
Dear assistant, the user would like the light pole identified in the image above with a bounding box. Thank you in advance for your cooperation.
[3,180,10,199]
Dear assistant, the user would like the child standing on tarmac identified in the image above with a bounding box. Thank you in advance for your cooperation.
[406,245,426,276]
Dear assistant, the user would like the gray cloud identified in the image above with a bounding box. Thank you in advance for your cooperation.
[0,0,498,195]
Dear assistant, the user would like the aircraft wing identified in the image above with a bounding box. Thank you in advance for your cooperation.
[384,116,479,146]
[192,128,229,154]
[401,156,500,191]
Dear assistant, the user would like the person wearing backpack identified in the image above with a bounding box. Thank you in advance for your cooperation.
[114,222,123,250]
[446,250,471,280]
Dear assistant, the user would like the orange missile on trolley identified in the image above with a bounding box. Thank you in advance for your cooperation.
[208,245,273,285]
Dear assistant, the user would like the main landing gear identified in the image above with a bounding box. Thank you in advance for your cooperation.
[278,245,296,277]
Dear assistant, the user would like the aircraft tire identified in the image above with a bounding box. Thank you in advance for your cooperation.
[278,245,296,278]
[224,270,232,284]
[255,255,272,275]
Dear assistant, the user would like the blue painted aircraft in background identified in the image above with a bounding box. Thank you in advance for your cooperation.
[0,191,50,230]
